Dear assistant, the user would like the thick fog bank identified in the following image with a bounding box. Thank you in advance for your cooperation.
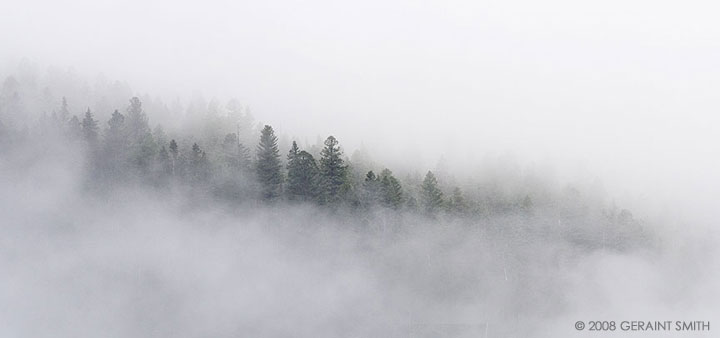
[1,133,716,338]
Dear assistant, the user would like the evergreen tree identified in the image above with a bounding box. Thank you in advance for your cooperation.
[221,133,252,173]
[361,170,382,207]
[126,97,150,137]
[107,109,125,134]
[256,125,283,200]
[168,139,178,176]
[102,110,127,182]
[380,169,404,209]
[81,108,99,145]
[447,187,468,215]
[288,141,299,163]
[287,150,320,202]
[188,142,210,184]
[319,135,348,204]
[125,97,156,173]
[421,171,444,214]
[237,142,251,171]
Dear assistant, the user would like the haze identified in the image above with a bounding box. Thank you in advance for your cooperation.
[3,0,719,225]
[0,0,718,337]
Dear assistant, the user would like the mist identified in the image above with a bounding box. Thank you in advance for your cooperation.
[1,0,719,337]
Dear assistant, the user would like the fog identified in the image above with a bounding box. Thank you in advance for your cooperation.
[1,0,719,337]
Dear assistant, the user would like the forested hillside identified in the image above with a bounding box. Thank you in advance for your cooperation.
[0,65,698,338]
[0,65,647,249]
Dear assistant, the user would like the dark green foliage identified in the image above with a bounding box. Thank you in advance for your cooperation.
[421,171,444,214]
[256,125,283,200]
[319,136,348,204]
[0,69,649,245]
[287,149,321,202]
[361,170,382,206]
[379,169,404,209]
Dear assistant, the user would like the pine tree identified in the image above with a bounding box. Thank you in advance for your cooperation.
[380,169,404,209]
[361,170,382,207]
[126,97,150,138]
[256,125,283,200]
[125,97,156,172]
[102,110,127,182]
[237,142,251,171]
[288,141,299,163]
[189,142,210,184]
[421,171,444,214]
[319,135,348,204]
[168,139,178,176]
[287,149,320,202]
[221,133,252,173]
[81,108,99,145]
[107,109,125,134]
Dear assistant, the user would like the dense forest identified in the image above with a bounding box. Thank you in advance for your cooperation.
[7,65,707,338]
[0,65,647,250]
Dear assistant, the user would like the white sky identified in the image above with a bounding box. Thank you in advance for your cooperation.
[1,0,719,225]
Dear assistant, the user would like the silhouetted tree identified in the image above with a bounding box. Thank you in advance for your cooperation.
[256,125,283,200]
[319,135,348,204]
[287,149,320,202]
[380,169,403,209]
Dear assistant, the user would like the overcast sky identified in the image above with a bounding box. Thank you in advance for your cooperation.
[1,0,719,225]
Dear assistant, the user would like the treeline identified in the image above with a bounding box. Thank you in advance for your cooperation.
[7,94,463,215]
[0,69,646,242]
